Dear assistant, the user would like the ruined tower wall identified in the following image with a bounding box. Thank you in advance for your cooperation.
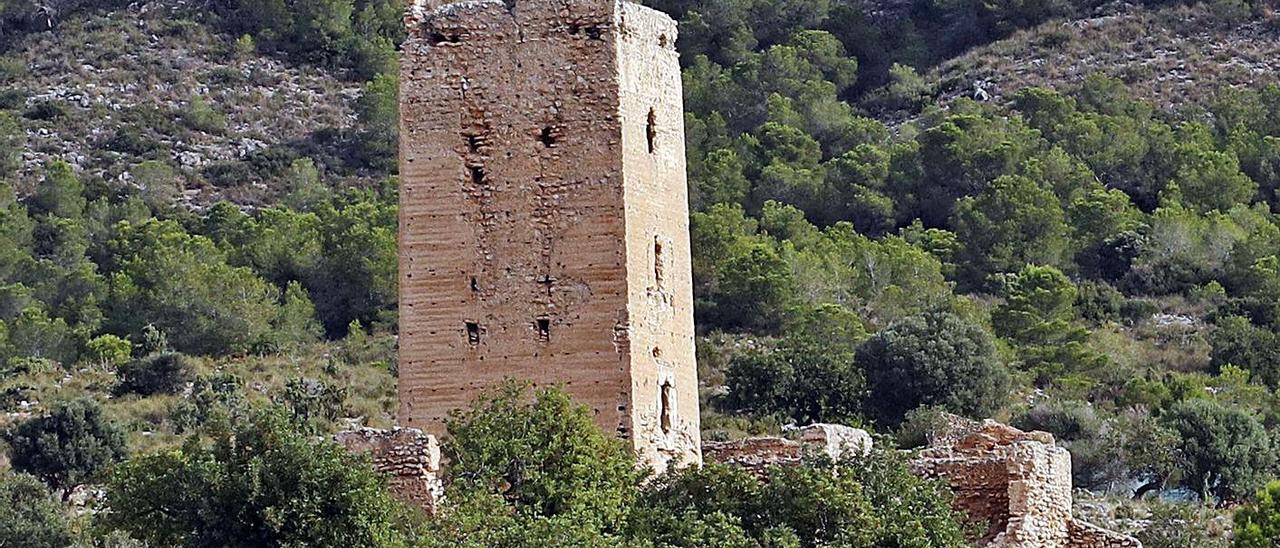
[616,2,701,468]
[399,0,630,435]
[398,0,699,470]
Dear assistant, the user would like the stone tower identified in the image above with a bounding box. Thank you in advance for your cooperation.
[398,0,700,470]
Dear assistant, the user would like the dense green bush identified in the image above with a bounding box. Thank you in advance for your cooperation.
[103,408,413,546]
[1234,480,1280,547]
[0,473,75,548]
[1162,398,1275,503]
[116,352,197,396]
[4,398,128,498]
[856,311,1010,426]
[428,383,967,546]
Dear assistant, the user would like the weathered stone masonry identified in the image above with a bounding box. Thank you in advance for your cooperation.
[397,0,700,472]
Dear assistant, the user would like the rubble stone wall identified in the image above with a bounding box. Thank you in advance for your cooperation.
[397,0,699,473]
[336,427,444,513]
[705,420,1141,548]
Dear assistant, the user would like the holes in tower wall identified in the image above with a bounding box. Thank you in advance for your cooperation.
[429,30,461,45]
[535,318,551,342]
[539,126,558,147]
[470,276,479,292]
[646,108,657,154]
[465,321,481,345]
[469,165,486,186]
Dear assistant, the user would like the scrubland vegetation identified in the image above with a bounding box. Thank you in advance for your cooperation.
[5,0,1280,544]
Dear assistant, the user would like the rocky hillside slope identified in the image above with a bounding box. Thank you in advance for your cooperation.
[1,2,374,207]
[928,4,1280,110]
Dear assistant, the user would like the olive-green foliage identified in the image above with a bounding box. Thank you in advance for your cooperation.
[103,408,413,547]
[4,398,127,497]
[0,472,75,548]
[1233,480,1280,547]
[30,161,86,219]
[1210,315,1280,388]
[856,311,1009,426]
[1162,398,1275,502]
[104,219,283,355]
[722,330,866,425]
[214,0,404,79]
[354,72,398,172]
[433,383,967,546]
[992,264,1107,384]
[633,445,969,547]
[0,112,22,179]
[1139,501,1230,548]
[274,375,347,433]
[951,175,1068,289]
[442,382,641,527]
[85,333,131,366]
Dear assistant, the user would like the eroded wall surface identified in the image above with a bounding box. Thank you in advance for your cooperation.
[616,0,701,470]
[398,0,699,471]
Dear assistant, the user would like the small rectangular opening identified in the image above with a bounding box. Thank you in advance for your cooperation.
[470,276,479,292]
[535,318,550,342]
[465,321,480,345]
[539,126,557,147]
[469,165,486,186]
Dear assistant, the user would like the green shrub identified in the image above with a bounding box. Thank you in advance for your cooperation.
[116,352,196,396]
[4,398,128,498]
[857,311,1010,426]
[0,473,75,548]
[85,334,131,367]
[103,408,412,546]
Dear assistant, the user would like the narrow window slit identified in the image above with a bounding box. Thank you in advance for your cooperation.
[646,108,657,154]
[660,382,673,435]
[469,165,486,185]
[465,322,480,345]
[469,276,479,292]
[653,237,665,284]
[467,134,482,152]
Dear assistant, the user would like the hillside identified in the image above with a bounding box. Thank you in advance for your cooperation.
[928,4,1280,109]
[1,2,386,207]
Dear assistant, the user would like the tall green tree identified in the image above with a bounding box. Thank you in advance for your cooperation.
[951,174,1069,289]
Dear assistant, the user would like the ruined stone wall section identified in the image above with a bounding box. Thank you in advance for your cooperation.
[336,428,444,513]
[615,1,700,471]
[910,420,1141,548]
